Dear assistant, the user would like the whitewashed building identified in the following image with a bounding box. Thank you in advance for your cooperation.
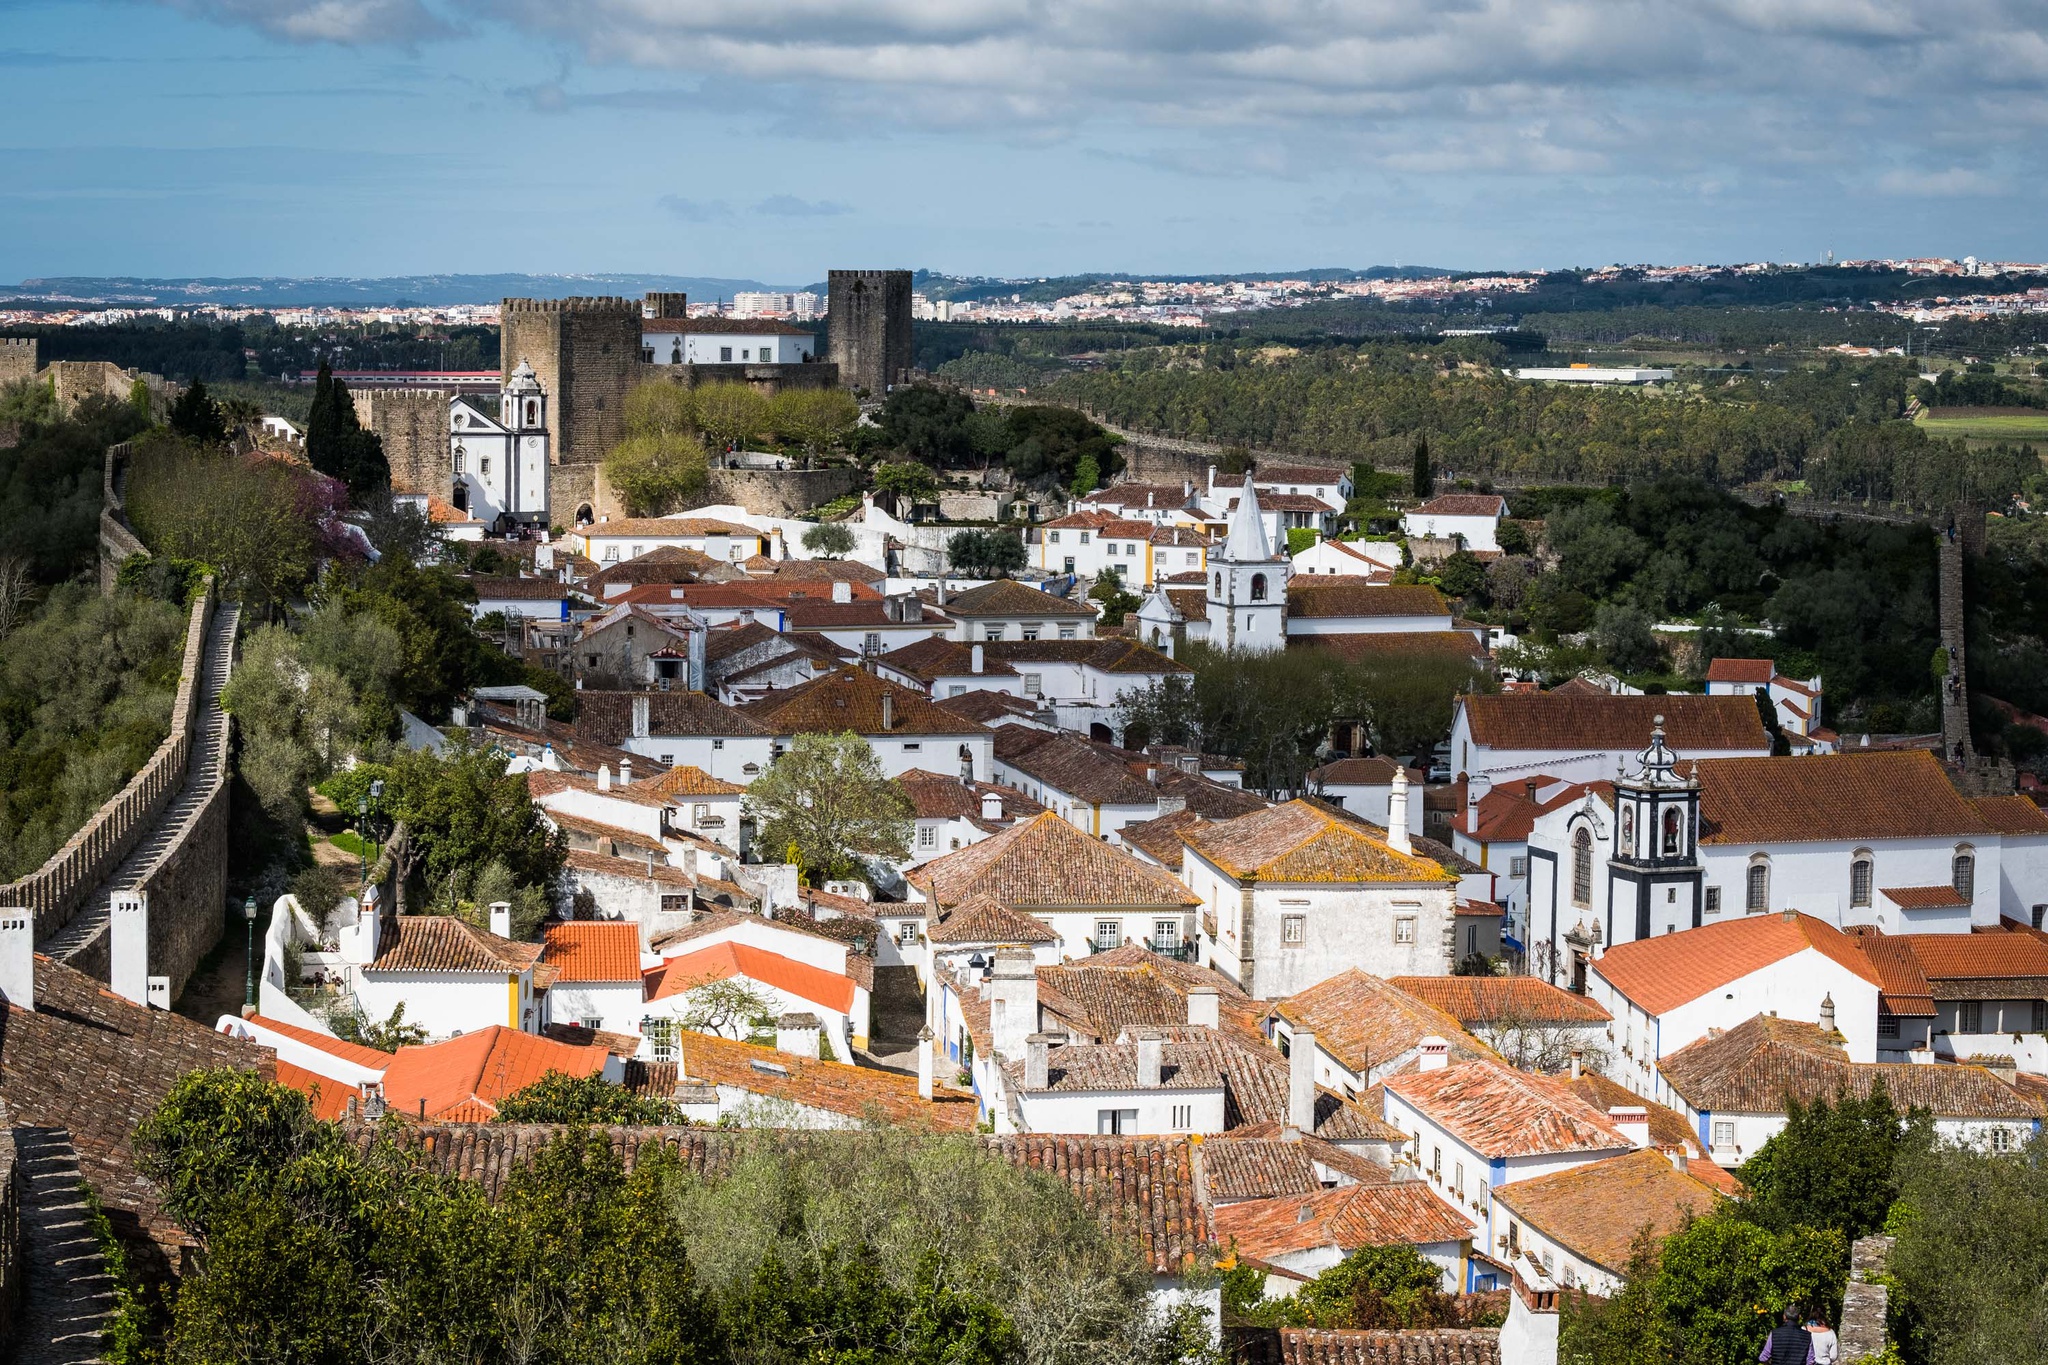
[1401,494,1508,553]
[643,318,817,366]
[446,361,550,528]
[1448,693,1771,785]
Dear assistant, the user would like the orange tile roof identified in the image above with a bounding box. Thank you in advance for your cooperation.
[1696,750,1990,844]
[1882,885,1970,910]
[943,578,1098,618]
[911,811,1200,911]
[1492,1149,1723,1273]
[1560,1071,1701,1154]
[1286,582,1450,620]
[244,1013,396,1070]
[925,893,1059,945]
[1895,928,2048,982]
[1461,693,1769,754]
[1199,1133,1391,1202]
[1704,658,1776,684]
[1591,912,1883,1016]
[746,666,991,737]
[1974,794,2048,834]
[1845,929,1937,1016]
[274,1060,364,1120]
[1389,977,1611,1027]
[370,916,543,975]
[583,517,761,538]
[647,765,748,797]
[649,1032,978,1128]
[646,941,856,1014]
[379,1026,609,1120]
[543,922,643,983]
[1410,494,1507,518]
[1184,800,1455,884]
[1213,1182,1474,1262]
[1279,1327,1501,1365]
[1383,1060,1632,1159]
[1271,970,1497,1076]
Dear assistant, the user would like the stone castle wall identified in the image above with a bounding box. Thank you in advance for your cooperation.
[700,466,861,518]
[62,783,227,998]
[827,270,912,394]
[0,337,36,387]
[502,297,642,472]
[353,388,452,498]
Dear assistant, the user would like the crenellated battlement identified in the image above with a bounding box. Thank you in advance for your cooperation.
[502,296,639,315]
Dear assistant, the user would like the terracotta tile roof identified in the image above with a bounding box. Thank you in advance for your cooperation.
[911,812,1200,911]
[1974,794,2048,834]
[543,921,643,983]
[0,957,272,1248]
[244,1013,396,1070]
[1164,587,1208,620]
[1460,693,1769,754]
[1882,885,1970,910]
[898,769,1045,823]
[1007,1040,1228,1092]
[1120,808,1206,866]
[1214,1181,1475,1262]
[564,847,699,891]
[746,666,991,737]
[648,908,846,956]
[543,1022,644,1057]
[1559,1071,1702,1154]
[1305,632,1488,664]
[945,578,1098,618]
[1590,912,1883,1016]
[1084,483,1195,509]
[469,576,572,600]
[984,638,1192,675]
[647,765,748,797]
[1184,801,1455,885]
[1287,582,1451,620]
[574,689,772,744]
[1695,751,1989,844]
[995,726,1162,805]
[1410,494,1507,518]
[657,1031,978,1127]
[1199,1134,1392,1201]
[743,556,886,584]
[583,517,761,539]
[878,635,1022,682]
[1272,970,1497,1077]
[1191,1035,1409,1142]
[542,806,669,855]
[1280,1327,1500,1365]
[1257,465,1349,486]
[926,893,1059,945]
[1232,492,1332,513]
[1158,770,1268,821]
[1300,796,1482,875]
[1493,1149,1723,1274]
[935,688,1046,725]
[647,941,856,1014]
[370,915,543,975]
[1844,930,1937,1016]
[1034,947,1265,1041]
[273,1061,363,1120]
[379,1026,609,1120]
[582,545,718,589]
[1658,1014,2042,1119]
[527,768,685,811]
[1705,658,1776,684]
[990,1134,1210,1272]
[1894,928,2048,998]
[1389,977,1612,1027]
[1383,1060,1633,1159]
[1310,757,1411,786]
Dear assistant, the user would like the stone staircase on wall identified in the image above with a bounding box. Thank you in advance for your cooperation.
[41,601,240,988]
[10,1127,113,1365]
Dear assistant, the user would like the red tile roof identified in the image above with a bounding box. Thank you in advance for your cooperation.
[1973,794,2048,834]
[1882,885,1971,910]
[878,635,1022,682]
[370,916,543,975]
[273,1061,363,1120]
[543,922,643,983]
[944,578,1099,618]
[1704,658,1776,684]
[1845,930,1937,1016]
[925,893,1059,945]
[1591,912,1882,1015]
[1382,1060,1633,1159]
[574,688,774,743]
[1696,751,1989,844]
[649,1031,978,1128]
[646,941,856,1013]
[1184,801,1455,885]
[1410,494,1508,518]
[1388,977,1611,1027]
[1280,1328,1500,1365]
[1272,970,1497,1077]
[1492,1148,1723,1273]
[647,765,748,797]
[1894,928,2048,983]
[583,517,761,539]
[244,1013,396,1070]
[379,1026,609,1120]
[746,666,991,738]
[1287,582,1451,620]
[1460,693,1769,754]
[1199,1133,1391,1201]
[910,811,1200,911]
[1213,1182,1474,1262]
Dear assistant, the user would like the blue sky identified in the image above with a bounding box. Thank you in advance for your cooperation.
[3,0,2044,282]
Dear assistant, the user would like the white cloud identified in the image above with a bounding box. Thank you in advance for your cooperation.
[1875,167,2007,197]
[164,0,448,43]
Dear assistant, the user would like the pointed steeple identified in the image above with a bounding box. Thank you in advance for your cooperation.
[1224,472,1273,562]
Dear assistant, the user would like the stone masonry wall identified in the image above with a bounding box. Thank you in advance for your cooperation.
[354,388,453,499]
[828,270,912,394]
[701,466,861,518]
[502,297,641,473]
[0,337,36,386]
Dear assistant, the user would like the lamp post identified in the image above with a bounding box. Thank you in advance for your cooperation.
[368,779,385,865]
[357,795,370,885]
[242,894,258,1011]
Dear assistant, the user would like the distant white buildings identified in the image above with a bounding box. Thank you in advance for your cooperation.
[643,319,817,366]
[1510,367,1674,385]
[1401,494,1508,553]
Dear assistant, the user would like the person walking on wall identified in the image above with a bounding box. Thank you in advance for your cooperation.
[1761,1306,1815,1365]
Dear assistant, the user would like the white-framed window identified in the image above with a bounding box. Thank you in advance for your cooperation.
[1991,1126,2014,1153]
[1021,627,1040,641]
[1454,1161,1465,1199]
[1049,531,1062,543]
[1954,847,1976,900]
[1572,828,1594,905]
[1851,853,1873,908]
[1746,857,1770,913]
[692,803,711,824]
[1097,1108,1136,1135]
[1105,542,1118,557]
[864,632,881,653]
[1510,856,1529,877]
[1059,626,1077,640]
[1705,886,1722,915]
[1154,919,1180,950]
[1395,917,1416,944]
[898,922,917,946]
[1079,531,1091,544]
[948,685,965,698]
[985,625,1005,641]
[645,1017,678,1062]
[1431,1146,1441,1180]
[1282,914,1306,946]
[1958,1000,1983,1032]
[919,825,936,849]
[1095,919,1122,949]
[659,893,688,913]
[1023,674,1043,696]
[452,448,466,473]
[1712,1120,1735,1148]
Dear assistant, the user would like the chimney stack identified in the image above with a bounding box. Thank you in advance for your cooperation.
[598,764,612,791]
[917,1025,936,1099]
[1417,1035,1450,1072]
[1187,986,1220,1029]
[1569,1048,1584,1080]
[1288,1028,1317,1136]
[1387,770,1414,855]
[981,790,1004,821]
[881,692,896,731]
[1135,1030,1163,1088]
[619,757,632,787]
[489,902,512,938]
[832,580,852,604]
[1819,992,1837,1035]
[0,908,33,1012]
[111,890,150,1008]
[971,643,985,674]
[1026,1032,1053,1089]
[1607,1106,1651,1149]
[1669,1147,1689,1173]
[776,1012,822,1058]
[988,948,1037,1060]
[632,693,651,739]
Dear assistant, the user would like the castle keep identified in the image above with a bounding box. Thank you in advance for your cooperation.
[500,296,645,521]
[827,269,913,395]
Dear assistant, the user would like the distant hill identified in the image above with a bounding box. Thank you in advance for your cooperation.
[0,274,810,309]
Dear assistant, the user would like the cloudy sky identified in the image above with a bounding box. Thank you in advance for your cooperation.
[3,0,2044,282]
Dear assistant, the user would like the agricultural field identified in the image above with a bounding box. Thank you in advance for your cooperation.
[1916,406,2048,442]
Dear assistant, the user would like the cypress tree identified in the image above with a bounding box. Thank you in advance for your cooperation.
[305,359,342,480]
[1411,435,1433,500]
[169,376,228,445]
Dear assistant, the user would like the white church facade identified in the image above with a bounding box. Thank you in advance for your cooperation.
[448,360,551,529]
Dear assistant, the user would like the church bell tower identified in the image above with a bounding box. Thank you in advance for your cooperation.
[1206,473,1289,653]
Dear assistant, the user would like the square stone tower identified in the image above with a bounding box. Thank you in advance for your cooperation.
[827,270,913,395]
[500,296,643,523]
[0,337,38,387]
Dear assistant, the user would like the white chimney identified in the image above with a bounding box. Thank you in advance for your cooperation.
[1608,1106,1651,1149]
[1417,1034,1450,1072]
[598,764,612,791]
[1819,992,1837,1035]
[988,948,1037,1061]
[1467,775,1488,835]
[1501,1260,1561,1365]
[619,757,632,787]
[632,693,650,739]
[1387,769,1414,855]
[917,1025,936,1099]
[1669,1147,1689,1173]
[980,790,1004,821]
[777,1011,822,1058]
[1569,1048,1584,1080]
[881,692,896,731]
[489,901,512,938]
[111,890,149,1008]
[1026,1032,1053,1089]
[832,580,852,604]
[1288,1027,1317,1135]
[971,644,985,674]
[1187,986,1220,1029]
[0,908,33,1012]
[1135,1030,1163,1088]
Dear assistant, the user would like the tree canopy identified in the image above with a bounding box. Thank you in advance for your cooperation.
[742,732,913,882]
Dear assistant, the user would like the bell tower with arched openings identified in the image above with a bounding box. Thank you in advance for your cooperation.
[1206,473,1290,652]
[1607,717,1705,944]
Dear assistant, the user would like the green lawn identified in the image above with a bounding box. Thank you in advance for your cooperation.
[1916,412,2048,441]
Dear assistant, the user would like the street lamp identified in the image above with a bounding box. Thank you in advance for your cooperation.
[242,894,258,1011]
[368,779,385,864]
[357,795,370,885]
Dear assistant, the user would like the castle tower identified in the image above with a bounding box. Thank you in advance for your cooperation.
[500,360,549,523]
[1606,719,1704,944]
[827,270,913,395]
[1206,473,1289,653]
[499,296,642,522]
[0,337,37,387]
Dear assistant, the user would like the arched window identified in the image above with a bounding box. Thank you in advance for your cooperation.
[1250,573,1268,602]
[1850,852,1873,908]
[1662,806,1683,856]
[1213,572,1222,595]
[1953,847,1976,901]
[1571,828,1593,906]
[1746,856,1770,913]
